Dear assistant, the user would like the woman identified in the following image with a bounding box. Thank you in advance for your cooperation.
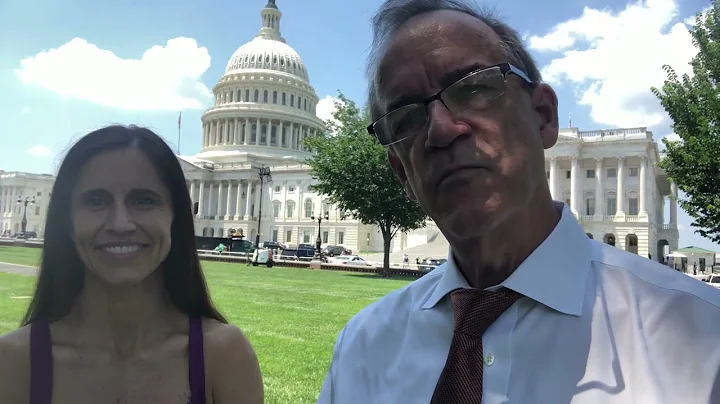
[0,125,263,403]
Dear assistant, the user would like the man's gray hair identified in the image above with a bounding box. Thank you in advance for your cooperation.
[366,0,542,121]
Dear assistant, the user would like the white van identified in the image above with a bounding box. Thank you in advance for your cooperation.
[251,249,275,267]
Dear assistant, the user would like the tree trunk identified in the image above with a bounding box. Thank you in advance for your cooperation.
[382,230,392,278]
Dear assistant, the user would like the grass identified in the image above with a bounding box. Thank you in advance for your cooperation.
[0,245,412,403]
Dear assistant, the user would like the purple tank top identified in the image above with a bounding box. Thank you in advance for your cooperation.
[29,316,206,404]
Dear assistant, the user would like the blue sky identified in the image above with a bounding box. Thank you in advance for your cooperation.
[0,0,716,251]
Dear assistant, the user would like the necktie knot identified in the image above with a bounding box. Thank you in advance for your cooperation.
[450,288,522,337]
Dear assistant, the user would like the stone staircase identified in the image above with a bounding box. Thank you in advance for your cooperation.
[360,229,450,265]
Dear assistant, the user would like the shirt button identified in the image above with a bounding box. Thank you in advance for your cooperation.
[484,354,495,366]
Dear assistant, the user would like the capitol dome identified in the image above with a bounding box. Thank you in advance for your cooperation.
[198,0,324,161]
[225,37,309,82]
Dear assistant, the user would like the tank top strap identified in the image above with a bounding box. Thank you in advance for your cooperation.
[29,318,53,404]
[188,316,205,404]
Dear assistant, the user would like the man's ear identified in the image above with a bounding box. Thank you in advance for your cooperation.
[532,83,559,150]
[388,149,417,201]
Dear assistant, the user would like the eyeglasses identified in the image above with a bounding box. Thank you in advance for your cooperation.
[367,63,534,146]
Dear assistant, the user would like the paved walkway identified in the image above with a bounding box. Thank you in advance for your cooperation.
[0,262,37,276]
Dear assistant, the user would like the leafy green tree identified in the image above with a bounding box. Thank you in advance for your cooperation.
[651,2,720,243]
[304,93,428,276]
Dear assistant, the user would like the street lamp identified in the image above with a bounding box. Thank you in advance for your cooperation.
[16,196,35,239]
[311,211,329,257]
[253,165,272,264]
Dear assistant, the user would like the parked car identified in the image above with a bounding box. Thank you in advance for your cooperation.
[418,258,448,273]
[705,274,720,289]
[278,249,299,261]
[262,241,285,250]
[323,245,352,257]
[277,247,316,262]
[330,255,372,267]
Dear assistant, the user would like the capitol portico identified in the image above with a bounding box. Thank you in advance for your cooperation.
[546,126,679,261]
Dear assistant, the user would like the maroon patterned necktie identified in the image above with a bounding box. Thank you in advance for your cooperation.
[430,288,522,404]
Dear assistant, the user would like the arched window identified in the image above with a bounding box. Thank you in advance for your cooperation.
[291,94,294,107]
[254,90,259,102]
[245,89,250,102]
[273,91,278,104]
[263,90,268,103]
[282,92,286,105]
[304,198,313,218]
[286,200,295,218]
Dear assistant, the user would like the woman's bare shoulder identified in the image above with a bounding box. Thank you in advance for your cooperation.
[0,325,31,402]
[202,318,263,403]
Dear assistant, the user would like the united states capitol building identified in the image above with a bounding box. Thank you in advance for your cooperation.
[0,1,681,261]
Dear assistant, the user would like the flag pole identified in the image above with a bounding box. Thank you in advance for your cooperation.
[177,111,182,155]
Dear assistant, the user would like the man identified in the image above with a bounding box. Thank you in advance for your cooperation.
[317,1,720,403]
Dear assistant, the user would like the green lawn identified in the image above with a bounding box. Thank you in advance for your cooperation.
[0,245,412,403]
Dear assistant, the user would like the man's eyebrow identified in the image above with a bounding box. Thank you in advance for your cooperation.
[385,96,422,115]
[440,62,491,86]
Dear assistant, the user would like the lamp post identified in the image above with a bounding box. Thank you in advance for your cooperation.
[253,165,272,264]
[311,211,329,257]
[16,196,35,239]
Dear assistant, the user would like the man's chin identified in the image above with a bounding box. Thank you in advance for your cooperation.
[438,208,499,241]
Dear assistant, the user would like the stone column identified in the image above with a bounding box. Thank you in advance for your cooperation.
[670,182,678,226]
[616,157,625,216]
[570,157,579,214]
[196,181,205,218]
[256,118,261,145]
[234,180,243,220]
[290,123,296,149]
[594,158,604,219]
[211,121,217,146]
[639,156,647,216]
[215,182,223,219]
[225,181,233,220]
[549,157,558,200]
[244,181,253,220]
[244,119,251,145]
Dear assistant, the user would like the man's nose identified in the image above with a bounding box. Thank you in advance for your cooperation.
[425,101,471,148]
[105,204,137,233]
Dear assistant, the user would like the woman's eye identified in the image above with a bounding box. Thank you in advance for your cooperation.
[135,197,156,205]
[84,196,106,208]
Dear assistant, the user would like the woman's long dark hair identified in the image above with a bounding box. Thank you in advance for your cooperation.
[21,125,227,325]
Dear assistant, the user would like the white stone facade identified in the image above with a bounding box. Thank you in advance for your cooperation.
[547,127,679,262]
[0,171,55,237]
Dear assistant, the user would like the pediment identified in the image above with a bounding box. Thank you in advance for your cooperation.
[177,156,211,173]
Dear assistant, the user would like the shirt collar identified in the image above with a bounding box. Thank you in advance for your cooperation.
[421,203,592,316]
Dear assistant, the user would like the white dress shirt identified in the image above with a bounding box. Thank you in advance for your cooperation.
[318,205,720,403]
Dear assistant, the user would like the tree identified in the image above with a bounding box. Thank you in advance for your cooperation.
[651,2,720,244]
[304,93,428,277]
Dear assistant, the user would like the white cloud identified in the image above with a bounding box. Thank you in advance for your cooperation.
[15,37,213,111]
[678,223,686,232]
[21,106,31,114]
[663,132,681,142]
[528,0,698,128]
[25,145,52,158]
[316,95,341,126]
